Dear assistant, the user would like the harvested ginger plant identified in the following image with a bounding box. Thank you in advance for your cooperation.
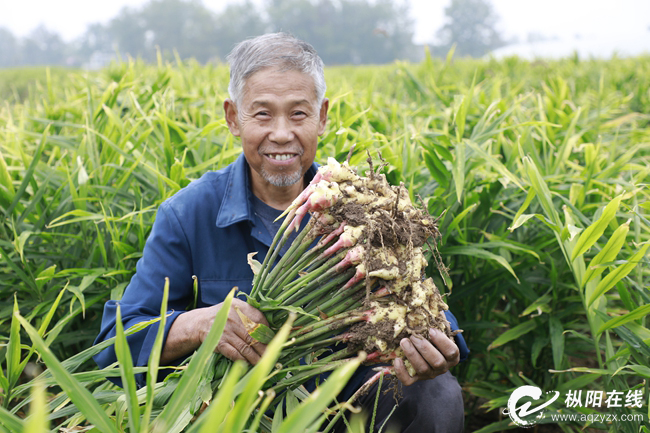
[250,156,454,377]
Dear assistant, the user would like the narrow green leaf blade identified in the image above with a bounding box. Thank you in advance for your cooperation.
[455,72,476,140]
[0,405,24,432]
[443,245,520,283]
[4,125,50,217]
[488,320,538,350]
[588,242,650,306]
[571,195,623,261]
[628,365,650,379]
[609,324,650,359]
[508,188,536,232]
[37,288,67,337]
[523,156,562,229]
[582,221,629,286]
[0,149,16,196]
[23,380,48,433]
[598,304,650,334]
[249,323,276,345]
[508,213,537,232]
[115,305,140,433]
[520,294,552,317]
[7,296,22,389]
[549,317,564,370]
[142,278,171,431]
[272,398,284,433]
[452,140,465,203]
[0,245,39,295]
[444,202,477,237]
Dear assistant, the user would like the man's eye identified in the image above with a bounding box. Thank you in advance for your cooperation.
[293,111,307,118]
[255,111,270,118]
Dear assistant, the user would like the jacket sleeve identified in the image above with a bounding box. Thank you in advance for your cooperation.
[93,202,195,387]
[444,310,469,362]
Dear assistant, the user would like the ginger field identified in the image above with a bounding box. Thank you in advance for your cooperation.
[1,54,649,432]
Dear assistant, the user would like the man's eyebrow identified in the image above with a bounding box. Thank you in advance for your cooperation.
[289,99,313,106]
[250,99,313,107]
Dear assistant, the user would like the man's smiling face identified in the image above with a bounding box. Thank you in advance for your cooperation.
[225,68,328,200]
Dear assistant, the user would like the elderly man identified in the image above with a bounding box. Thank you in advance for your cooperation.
[95,33,467,432]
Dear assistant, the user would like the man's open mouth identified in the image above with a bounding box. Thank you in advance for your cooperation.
[267,153,298,161]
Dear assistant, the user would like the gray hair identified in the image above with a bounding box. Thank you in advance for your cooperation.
[226,33,326,107]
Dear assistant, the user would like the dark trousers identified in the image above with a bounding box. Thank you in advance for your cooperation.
[332,371,464,433]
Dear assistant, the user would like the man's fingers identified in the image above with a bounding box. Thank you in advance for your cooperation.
[429,329,460,365]
[409,335,447,373]
[216,341,243,362]
[394,358,416,386]
[392,329,461,386]
[217,336,262,364]
[245,307,269,326]
[234,323,255,345]
[233,338,262,365]
[230,305,269,358]
[228,323,263,364]
[250,340,268,357]
[209,300,270,363]
[234,323,267,357]
[400,338,430,376]
[233,320,267,355]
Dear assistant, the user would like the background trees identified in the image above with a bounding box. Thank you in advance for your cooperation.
[0,0,424,67]
[0,0,511,65]
[0,28,20,67]
[267,0,416,64]
[434,0,505,57]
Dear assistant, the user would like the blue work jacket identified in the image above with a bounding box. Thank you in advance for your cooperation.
[94,153,469,388]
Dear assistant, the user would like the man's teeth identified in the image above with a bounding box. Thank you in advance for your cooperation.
[270,154,294,161]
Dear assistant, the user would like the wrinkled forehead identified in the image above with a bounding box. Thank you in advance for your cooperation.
[241,66,320,103]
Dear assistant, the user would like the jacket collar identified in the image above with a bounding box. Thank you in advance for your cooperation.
[216,152,319,228]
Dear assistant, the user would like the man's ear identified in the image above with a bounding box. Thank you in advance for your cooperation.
[318,98,329,136]
[224,99,241,136]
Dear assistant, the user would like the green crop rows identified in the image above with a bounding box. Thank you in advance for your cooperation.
[1,52,649,432]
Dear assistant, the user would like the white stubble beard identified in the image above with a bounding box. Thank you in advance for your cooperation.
[258,146,305,187]
[260,165,304,187]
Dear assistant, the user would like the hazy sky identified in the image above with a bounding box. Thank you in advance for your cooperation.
[2,0,649,46]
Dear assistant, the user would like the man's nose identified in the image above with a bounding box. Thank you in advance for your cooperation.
[269,116,294,144]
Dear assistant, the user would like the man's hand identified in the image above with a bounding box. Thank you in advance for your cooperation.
[161,299,268,365]
[203,299,269,364]
[393,328,460,386]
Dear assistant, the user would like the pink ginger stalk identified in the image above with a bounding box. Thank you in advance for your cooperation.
[360,309,374,321]
[287,184,338,232]
[334,331,352,342]
[319,225,364,258]
[365,350,399,363]
[347,366,394,401]
[342,265,366,289]
[334,246,365,272]
[316,222,346,247]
